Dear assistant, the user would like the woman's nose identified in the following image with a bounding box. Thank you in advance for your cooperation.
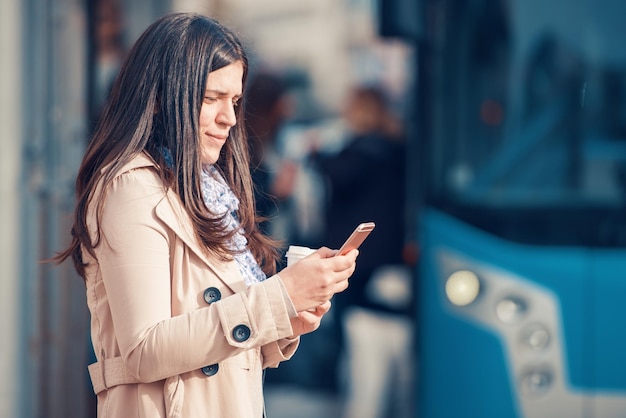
[217,101,237,127]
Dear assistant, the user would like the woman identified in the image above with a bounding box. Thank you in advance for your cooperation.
[53,13,357,418]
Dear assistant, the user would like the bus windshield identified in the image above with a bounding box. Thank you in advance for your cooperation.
[424,0,626,246]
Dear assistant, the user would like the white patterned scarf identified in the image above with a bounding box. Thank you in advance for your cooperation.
[200,165,267,286]
[160,148,266,286]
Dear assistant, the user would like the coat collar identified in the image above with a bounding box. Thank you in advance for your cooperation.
[120,153,248,294]
[154,194,247,294]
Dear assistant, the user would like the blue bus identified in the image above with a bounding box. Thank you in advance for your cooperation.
[402,0,626,417]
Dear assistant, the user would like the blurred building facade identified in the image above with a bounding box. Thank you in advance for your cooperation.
[0,2,23,417]
[0,0,413,417]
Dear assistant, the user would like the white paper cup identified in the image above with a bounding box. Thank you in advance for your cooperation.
[286,245,316,266]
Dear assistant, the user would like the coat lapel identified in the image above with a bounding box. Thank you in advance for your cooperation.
[154,189,247,295]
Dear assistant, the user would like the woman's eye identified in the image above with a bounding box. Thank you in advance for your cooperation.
[204,96,217,103]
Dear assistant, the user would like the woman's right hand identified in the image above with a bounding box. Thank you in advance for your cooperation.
[278,247,358,312]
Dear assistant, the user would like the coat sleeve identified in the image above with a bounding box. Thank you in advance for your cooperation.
[94,168,296,382]
[261,337,300,369]
[259,275,300,368]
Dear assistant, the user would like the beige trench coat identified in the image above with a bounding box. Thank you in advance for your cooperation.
[83,154,299,417]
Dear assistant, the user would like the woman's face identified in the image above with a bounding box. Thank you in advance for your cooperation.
[199,61,244,164]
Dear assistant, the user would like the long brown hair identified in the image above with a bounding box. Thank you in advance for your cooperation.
[53,13,280,278]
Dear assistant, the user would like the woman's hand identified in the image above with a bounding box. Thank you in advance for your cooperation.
[279,247,358,312]
[289,301,332,337]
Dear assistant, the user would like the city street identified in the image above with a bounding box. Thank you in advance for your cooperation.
[265,386,342,418]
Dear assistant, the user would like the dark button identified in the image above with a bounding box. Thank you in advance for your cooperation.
[201,363,219,376]
[203,287,221,304]
[232,324,251,342]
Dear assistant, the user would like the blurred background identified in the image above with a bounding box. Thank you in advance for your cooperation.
[3,0,626,417]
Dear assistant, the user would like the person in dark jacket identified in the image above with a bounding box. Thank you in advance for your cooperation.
[246,72,298,245]
[314,85,414,418]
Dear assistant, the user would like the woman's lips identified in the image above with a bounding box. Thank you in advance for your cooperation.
[207,133,228,141]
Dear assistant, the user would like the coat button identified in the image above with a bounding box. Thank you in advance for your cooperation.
[201,363,219,376]
[232,324,251,342]
[203,287,221,304]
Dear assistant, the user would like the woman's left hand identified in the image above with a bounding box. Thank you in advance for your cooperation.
[289,300,332,337]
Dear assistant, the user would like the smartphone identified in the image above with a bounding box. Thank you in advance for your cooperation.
[336,222,376,256]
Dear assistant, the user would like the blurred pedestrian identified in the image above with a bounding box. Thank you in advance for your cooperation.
[313,85,415,418]
[246,72,299,249]
[51,13,359,418]
[91,0,127,130]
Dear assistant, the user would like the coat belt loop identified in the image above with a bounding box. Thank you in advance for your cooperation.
[100,349,107,390]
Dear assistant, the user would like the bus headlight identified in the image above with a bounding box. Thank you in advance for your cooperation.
[445,270,480,306]
[522,324,550,350]
[495,296,527,323]
[520,368,553,396]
